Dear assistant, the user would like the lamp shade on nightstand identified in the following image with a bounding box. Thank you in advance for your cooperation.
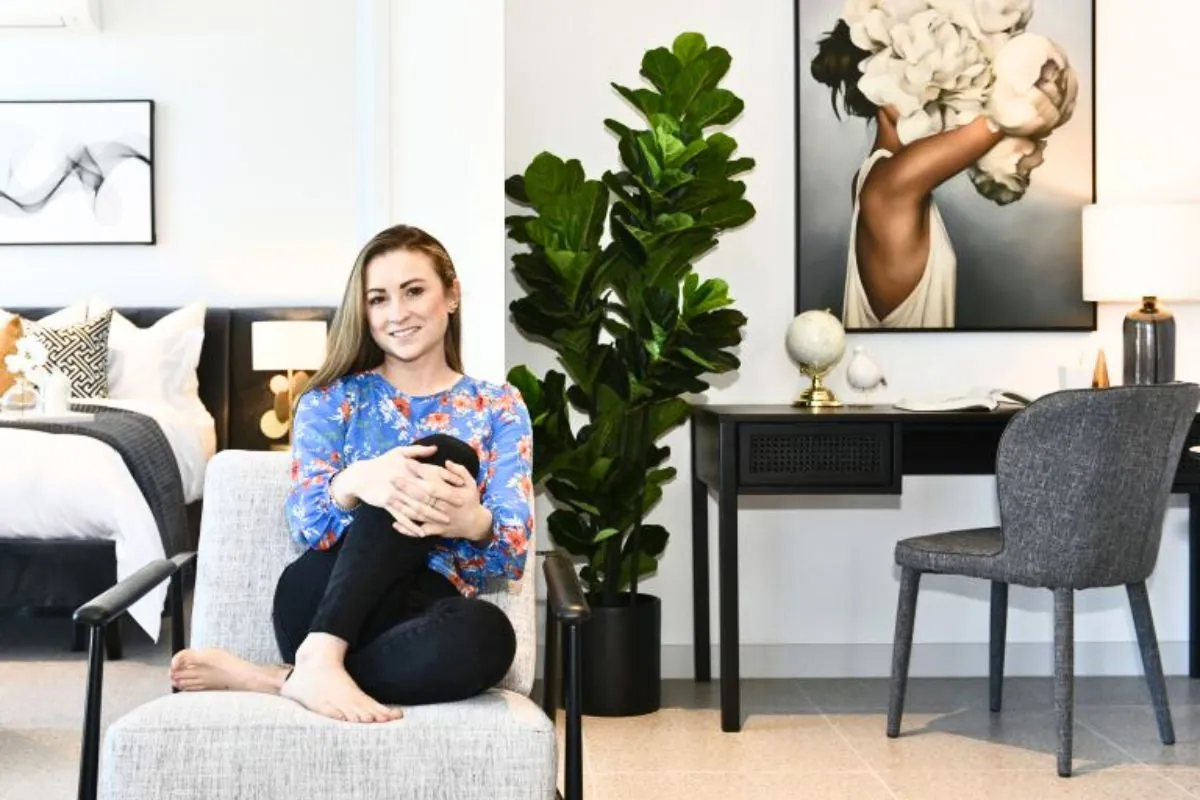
[250,321,328,371]
[1082,202,1200,384]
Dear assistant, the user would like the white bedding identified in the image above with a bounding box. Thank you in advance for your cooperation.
[0,399,216,641]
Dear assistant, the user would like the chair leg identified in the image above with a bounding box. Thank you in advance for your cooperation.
[1053,588,1074,778]
[1127,581,1175,746]
[887,566,921,738]
[541,599,560,719]
[104,617,123,661]
[990,581,1008,713]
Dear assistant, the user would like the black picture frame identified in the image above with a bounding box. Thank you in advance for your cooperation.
[793,1,1097,332]
[0,99,156,246]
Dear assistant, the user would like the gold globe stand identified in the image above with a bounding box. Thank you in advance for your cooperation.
[794,365,841,408]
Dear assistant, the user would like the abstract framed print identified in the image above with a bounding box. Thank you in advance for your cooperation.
[0,99,155,245]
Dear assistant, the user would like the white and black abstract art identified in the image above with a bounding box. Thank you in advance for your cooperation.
[0,100,154,245]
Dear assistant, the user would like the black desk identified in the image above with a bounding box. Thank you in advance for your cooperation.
[689,403,1200,732]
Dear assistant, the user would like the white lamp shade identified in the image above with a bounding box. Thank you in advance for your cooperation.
[251,320,328,371]
[1082,202,1200,302]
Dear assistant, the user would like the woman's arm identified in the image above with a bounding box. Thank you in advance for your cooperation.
[284,385,355,550]
[456,383,535,581]
[865,117,1005,207]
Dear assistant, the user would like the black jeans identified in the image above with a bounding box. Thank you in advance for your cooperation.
[271,434,517,706]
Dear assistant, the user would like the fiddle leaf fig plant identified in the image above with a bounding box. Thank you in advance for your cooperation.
[505,32,754,606]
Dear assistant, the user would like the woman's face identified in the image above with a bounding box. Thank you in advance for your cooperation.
[364,248,458,368]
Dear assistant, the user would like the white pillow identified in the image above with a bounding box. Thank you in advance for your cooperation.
[0,302,87,330]
[87,300,206,409]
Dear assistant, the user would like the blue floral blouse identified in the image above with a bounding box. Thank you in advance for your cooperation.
[285,371,534,597]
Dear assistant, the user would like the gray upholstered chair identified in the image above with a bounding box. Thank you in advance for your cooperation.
[886,384,1200,778]
[71,450,589,800]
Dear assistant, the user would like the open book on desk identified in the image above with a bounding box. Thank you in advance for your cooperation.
[893,387,1033,412]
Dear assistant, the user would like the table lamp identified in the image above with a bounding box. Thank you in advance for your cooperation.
[1082,202,1200,384]
[251,320,328,445]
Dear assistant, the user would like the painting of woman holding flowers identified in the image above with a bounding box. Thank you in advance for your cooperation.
[795,0,1095,331]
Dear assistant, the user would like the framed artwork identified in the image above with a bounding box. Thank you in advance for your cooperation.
[794,1,1095,331]
[0,100,155,245]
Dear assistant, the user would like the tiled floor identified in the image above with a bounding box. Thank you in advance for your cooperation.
[5,610,1200,798]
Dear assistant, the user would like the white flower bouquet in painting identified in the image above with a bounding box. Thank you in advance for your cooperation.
[839,0,1077,204]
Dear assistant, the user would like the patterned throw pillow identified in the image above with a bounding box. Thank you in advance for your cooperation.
[27,310,113,398]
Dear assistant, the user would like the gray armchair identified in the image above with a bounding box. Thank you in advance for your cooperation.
[72,450,589,800]
[886,383,1200,777]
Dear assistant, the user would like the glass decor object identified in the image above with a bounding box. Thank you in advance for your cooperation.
[0,375,41,414]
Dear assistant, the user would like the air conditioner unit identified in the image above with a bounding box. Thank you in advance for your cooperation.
[0,0,101,30]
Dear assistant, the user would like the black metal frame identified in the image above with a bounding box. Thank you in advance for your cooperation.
[74,551,195,800]
[72,548,590,800]
[541,550,591,800]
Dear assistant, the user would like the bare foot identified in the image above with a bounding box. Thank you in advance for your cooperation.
[169,648,290,694]
[280,659,402,723]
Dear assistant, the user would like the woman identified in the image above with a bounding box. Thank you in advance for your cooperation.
[811,19,1005,328]
[169,224,533,724]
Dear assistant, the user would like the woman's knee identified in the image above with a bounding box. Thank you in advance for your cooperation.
[455,599,517,681]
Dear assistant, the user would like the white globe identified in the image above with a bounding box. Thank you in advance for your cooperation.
[785,310,846,373]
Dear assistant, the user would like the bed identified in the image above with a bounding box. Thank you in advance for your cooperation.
[0,304,336,657]
[0,305,232,656]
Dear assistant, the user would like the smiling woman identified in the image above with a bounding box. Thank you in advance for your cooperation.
[169,224,536,726]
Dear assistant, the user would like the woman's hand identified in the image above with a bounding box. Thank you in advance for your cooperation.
[391,460,493,541]
[331,444,443,536]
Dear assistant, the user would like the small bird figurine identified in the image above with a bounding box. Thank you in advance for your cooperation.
[845,346,887,405]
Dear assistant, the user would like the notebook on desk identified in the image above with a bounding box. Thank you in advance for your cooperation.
[893,388,1032,412]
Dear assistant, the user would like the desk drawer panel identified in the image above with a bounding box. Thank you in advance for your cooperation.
[738,422,894,488]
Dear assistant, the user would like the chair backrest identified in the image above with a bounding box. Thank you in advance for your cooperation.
[995,383,1200,589]
[190,450,537,696]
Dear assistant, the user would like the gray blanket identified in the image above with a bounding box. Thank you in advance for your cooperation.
[0,405,189,556]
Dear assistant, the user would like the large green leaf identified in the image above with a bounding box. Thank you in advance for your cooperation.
[698,198,755,229]
[686,89,744,130]
[612,83,662,120]
[640,47,680,93]
[524,152,586,208]
[672,32,707,66]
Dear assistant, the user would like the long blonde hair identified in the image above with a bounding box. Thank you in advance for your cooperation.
[305,225,463,395]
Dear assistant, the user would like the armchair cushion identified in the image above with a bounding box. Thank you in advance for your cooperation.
[101,690,556,800]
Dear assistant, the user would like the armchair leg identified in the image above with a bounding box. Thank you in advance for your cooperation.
[563,623,584,800]
[77,625,105,800]
[1127,581,1175,745]
[990,581,1008,712]
[104,618,123,661]
[1053,588,1075,778]
[887,566,921,738]
[542,599,560,719]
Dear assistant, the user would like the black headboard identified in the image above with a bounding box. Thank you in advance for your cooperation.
[10,305,346,453]
[13,307,233,451]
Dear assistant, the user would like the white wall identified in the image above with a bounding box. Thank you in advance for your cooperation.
[0,0,509,381]
[507,0,1200,677]
[0,0,358,306]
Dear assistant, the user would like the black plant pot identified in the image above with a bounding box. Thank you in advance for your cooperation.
[579,592,661,717]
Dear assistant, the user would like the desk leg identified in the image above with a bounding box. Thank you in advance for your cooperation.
[718,422,741,732]
[692,427,711,683]
[1191,491,1199,678]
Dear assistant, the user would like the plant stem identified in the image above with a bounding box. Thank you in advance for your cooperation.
[602,410,629,607]
[628,405,650,605]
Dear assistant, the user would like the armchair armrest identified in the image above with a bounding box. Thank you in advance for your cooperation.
[544,549,590,624]
[73,551,196,800]
[74,556,185,627]
[539,549,590,800]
